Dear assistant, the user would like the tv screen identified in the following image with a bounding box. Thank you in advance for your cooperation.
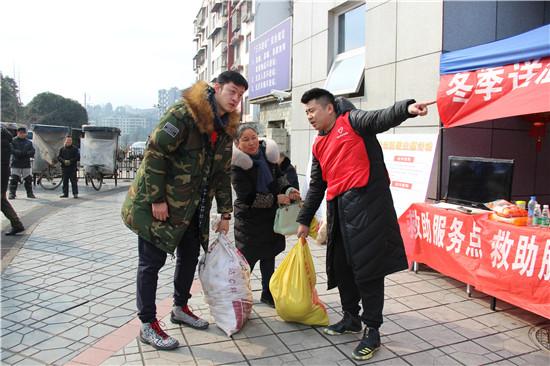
[445,156,514,208]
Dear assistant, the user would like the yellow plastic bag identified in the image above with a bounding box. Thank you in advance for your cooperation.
[269,238,329,326]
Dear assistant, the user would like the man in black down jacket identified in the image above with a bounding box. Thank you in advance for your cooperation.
[296,88,434,361]
[9,126,36,199]
[58,135,80,198]
[1,126,25,235]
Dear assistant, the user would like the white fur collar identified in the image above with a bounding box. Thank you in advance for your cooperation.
[232,138,279,170]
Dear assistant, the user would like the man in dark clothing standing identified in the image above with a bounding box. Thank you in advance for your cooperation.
[1,126,25,235]
[58,136,80,198]
[9,126,36,199]
[296,88,434,361]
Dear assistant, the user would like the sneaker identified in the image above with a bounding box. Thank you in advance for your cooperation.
[323,311,362,335]
[5,226,25,236]
[139,320,179,350]
[260,290,275,308]
[351,327,381,361]
[27,193,36,199]
[73,194,78,199]
[170,305,209,329]
[60,195,68,198]
[8,194,15,200]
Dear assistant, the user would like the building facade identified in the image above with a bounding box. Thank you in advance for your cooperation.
[157,87,181,118]
[191,0,550,202]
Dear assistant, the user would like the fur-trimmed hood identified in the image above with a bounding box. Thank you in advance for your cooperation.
[232,138,280,170]
[182,80,240,137]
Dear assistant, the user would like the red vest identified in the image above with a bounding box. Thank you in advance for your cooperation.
[312,112,371,201]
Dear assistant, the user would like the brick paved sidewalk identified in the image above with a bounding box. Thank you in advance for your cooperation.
[1,190,548,365]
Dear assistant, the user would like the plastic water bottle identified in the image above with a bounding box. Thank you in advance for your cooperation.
[541,205,550,228]
[527,196,537,226]
[533,204,542,227]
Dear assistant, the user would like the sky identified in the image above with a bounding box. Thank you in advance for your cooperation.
[1,0,203,109]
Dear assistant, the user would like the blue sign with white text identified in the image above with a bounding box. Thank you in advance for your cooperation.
[248,18,292,99]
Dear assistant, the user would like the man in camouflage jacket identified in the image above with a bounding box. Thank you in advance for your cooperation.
[121,71,247,350]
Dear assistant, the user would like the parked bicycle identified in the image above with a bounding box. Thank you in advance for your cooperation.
[35,163,63,190]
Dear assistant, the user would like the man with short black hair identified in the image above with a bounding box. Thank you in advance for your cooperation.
[9,126,36,199]
[297,87,434,361]
[122,70,248,351]
[58,135,80,198]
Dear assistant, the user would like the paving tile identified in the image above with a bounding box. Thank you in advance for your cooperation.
[387,311,438,330]
[293,345,348,364]
[21,330,51,347]
[262,316,310,334]
[31,348,75,365]
[506,350,550,365]
[12,357,46,365]
[446,299,493,318]
[412,324,467,347]
[441,340,503,365]
[473,332,538,359]
[394,294,441,311]
[235,335,289,360]
[180,325,230,346]
[403,348,462,365]
[474,312,528,332]
[382,299,411,315]
[444,318,500,339]
[382,332,433,356]
[278,329,331,352]
[232,318,273,339]
[191,340,245,365]
[385,284,418,298]
[248,353,300,365]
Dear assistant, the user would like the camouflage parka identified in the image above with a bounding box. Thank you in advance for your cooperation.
[121,81,239,254]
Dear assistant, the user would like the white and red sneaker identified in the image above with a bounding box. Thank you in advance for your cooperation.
[170,305,209,330]
[140,320,179,350]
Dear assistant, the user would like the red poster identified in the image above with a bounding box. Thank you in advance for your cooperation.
[399,203,550,319]
[437,57,550,128]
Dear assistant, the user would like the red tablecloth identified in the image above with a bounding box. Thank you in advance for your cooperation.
[399,203,550,319]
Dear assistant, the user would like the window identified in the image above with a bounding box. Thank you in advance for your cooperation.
[325,4,366,96]
[337,4,366,54]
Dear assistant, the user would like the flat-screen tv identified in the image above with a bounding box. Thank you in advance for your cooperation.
[445,156,514,209]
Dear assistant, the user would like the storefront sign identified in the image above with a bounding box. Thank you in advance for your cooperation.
[438,57,550,127]
[248,17,292,99]
[399,203,550,319]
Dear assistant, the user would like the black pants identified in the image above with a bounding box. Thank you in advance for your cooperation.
[245,254,275,294]
[136,214,201,323]
[1,165,22,229]
[333,201,385,330]
[62,167,78,196]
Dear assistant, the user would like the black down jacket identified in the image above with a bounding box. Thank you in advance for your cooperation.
[231,139,291,261]
[10,137,35,169]
[297,99,416,289]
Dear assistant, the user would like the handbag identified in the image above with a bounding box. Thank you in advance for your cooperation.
[273,201,302,235]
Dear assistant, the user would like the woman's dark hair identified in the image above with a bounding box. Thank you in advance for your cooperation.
[234,124,258,142]
[217,71,248,90]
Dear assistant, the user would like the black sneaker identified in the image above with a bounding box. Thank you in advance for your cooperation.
[352,327,381,361]
[323,311,362,335]
[5,226,25,236]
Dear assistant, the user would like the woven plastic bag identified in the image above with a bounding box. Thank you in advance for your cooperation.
[199,232,253,336]
[269,238,329,326]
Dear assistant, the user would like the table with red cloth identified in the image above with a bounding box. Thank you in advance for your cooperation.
[398,203,550,319]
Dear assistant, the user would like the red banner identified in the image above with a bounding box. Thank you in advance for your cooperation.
[437,57,550,128]
[399,203,550,319]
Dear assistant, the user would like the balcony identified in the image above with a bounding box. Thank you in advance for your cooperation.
[211,0,222,12]
[208,16,226,39]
